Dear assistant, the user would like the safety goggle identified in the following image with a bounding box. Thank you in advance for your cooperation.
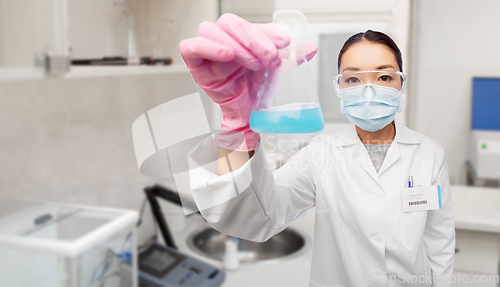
[333,70,407,98]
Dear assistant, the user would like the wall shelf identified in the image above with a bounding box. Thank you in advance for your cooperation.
[66,65,189,79]
[0,65,190,81]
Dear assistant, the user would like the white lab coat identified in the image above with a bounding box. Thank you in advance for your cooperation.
[189,120,455,287]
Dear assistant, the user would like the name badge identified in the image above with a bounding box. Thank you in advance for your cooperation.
[401,185,442,212]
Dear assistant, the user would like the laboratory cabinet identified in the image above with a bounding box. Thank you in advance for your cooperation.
[454,230,499,275]
[452,230,500,287]
[451,186,500,287]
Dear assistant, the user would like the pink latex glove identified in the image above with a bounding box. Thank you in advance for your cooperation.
[179,13,318,151]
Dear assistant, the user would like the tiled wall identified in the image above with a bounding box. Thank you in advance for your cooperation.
[0,70,217,244]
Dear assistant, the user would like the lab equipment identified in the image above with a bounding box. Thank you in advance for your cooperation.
[471,77,500,131]
[250,10,324,134]
[0,201,138,287]
[468,77,500,183]
[333,71,406,132]
[143,185,186,250]
[140,185,226,287]
[222,237,240,270]
[138,243,225,287]
[469,131,500,181]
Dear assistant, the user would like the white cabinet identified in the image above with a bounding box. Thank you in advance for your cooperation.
[452,229,500,286]
[455,230,500,275]
[451,186,500,286]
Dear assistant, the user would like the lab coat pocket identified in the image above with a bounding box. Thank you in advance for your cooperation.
[399,210,428,251]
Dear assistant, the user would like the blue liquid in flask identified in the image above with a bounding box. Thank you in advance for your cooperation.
[250,103,324,133]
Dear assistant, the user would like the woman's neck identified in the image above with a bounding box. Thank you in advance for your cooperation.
[356,121,395,145]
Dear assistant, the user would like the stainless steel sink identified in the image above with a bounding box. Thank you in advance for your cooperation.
[186,227,310,263]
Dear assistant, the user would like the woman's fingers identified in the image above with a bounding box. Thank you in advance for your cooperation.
[255,23,291,49]
[179,37,235,68]
[305,42,318,61]
[216,13,281,65]
[198,20,264,70]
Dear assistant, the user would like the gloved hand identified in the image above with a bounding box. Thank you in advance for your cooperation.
[179,13,318,151]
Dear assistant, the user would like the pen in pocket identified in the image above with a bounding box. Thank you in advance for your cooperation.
[408,175,413,188]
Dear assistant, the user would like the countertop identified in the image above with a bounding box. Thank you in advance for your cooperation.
[162,185,499,287]
[451,185,500,234]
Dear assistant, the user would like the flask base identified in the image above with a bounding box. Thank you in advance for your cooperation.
[250,103,324,134]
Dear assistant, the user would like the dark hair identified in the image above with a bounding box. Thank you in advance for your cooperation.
[337,30,403,73]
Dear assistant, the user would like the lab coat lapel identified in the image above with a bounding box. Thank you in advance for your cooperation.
[377,140,400,176]
[353,145,383,186]
[336,124,383,187]
[377,121,420,176]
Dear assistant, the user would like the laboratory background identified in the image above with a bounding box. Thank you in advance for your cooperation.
[0,0,500,286]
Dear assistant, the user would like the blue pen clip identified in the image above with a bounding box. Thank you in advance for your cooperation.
[408,175,413,188]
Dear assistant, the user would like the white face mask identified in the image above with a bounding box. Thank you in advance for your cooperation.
[339,83,403,132]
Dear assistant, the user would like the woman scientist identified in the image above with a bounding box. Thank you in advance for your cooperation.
[179,13,455,287]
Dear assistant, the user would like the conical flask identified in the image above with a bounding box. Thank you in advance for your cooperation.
[250,9,324,134]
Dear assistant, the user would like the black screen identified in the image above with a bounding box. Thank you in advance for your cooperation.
[139,244,186,278]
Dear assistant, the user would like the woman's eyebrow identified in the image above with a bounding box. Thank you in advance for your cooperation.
[376,64,396,70]
[341,67,360,73]
[342,65,396,73]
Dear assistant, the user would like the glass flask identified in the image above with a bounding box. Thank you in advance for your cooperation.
[250,9,324,134]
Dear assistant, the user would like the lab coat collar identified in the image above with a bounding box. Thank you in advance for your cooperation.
[335,120,420,147]
[393,120,420,145]
[334,120,420,186]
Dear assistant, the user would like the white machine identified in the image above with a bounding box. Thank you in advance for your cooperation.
[470,131,500,180]
[0,201,138,287]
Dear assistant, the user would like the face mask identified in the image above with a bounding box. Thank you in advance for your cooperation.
[339,83,403,132]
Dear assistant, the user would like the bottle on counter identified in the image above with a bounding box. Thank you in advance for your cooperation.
[223,237,240,271]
